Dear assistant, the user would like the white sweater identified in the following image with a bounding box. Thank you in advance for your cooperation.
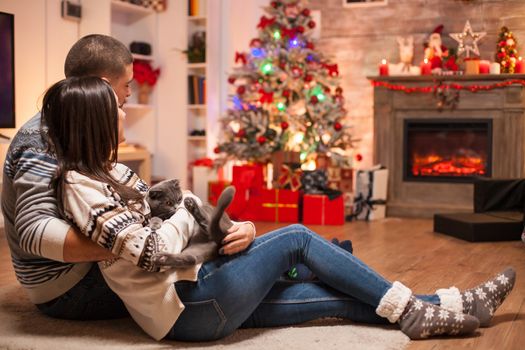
[63,164,203,340]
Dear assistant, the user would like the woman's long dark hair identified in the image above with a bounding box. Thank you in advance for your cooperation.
[41,77,143,212]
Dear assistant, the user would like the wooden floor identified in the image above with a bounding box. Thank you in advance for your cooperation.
[1,218,524,349]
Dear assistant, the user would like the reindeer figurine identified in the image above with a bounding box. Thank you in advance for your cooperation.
[390,36,420,75]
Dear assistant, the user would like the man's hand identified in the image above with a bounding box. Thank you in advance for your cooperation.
[220,222,255,255]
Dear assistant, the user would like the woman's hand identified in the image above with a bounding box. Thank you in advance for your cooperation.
[220,222,255,255]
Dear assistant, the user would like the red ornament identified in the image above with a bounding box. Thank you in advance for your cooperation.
[237,86,246,95]
[308,20,316,29]
[214,146,221,154]
[324,86,331,93]
[324,63,339,77]
[281,121,289,130]
[235,52,247,65]
[257,136,267,144]
[335,86,343,95]
[334,122,342,131]
[310,95,319,104]
[259,89,274,104]
[250,38,262,48]
[356,153,363,162]
[304,74,313,82]
[282,89,291,98]
[302,8,310,16]
[228,76,236,84]
[291,66,303,78]
[237,129,246,138]
[271,1,279,8]
[296,26,305,34]
[257,16,276,30]
[306,42,315,50]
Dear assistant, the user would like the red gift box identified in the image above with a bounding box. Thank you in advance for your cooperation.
[232,164,265,190]
[259,188,299,223]
[302,194,345,225]
[208,180,231,206]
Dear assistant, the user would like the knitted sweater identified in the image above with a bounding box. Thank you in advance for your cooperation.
[62,164,202,340]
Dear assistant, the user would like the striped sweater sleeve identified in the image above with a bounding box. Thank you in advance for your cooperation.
[63,172,197,271]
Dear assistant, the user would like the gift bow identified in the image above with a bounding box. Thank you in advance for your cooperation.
[277,164,302,191]
[193,158,213,167]
[350,194,386,221]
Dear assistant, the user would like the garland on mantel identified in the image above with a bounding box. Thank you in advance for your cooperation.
[371,79,525,93]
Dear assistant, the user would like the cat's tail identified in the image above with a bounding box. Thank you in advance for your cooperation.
[209,186,235,244]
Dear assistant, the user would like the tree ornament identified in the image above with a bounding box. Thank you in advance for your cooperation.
[356,153,363,162]
[334,122,342,131]
[297,26,305,34]
[284,3,300,19]
[237,85,246,95]
[302,8,310,17]
[324,63,339,77]
[310,95,319,104]
[237,129,246,138]
[495,26,519,73]
[304,74,313,82]
[306,41,314,50]
[228,76,236,84]
[214,146,221,154]
[281,121,289,130]
[257,135,267,144]
[250,38,262,48]
[271,1,280,8]
[235,52,247,65]
[449,20,487,58]
[257,16,276,30]
[308,20,316,29]
[259,88,274,103]
[282,89,291,98]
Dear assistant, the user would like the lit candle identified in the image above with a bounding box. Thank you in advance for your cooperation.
[515,57,525,74]
[490,62,501,74]
[479,60,490,74]
[379,59,389,76]
[420,58,432,75]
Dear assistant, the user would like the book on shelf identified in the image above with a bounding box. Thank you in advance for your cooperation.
[188,0,207,17]
[188,75,206,105]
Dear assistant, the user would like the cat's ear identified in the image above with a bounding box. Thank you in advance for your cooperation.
[167,179,180,189]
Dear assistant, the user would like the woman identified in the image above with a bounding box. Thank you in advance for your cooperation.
[41,76,515,341]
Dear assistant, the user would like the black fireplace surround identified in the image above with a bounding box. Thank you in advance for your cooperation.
[403,119,493,183]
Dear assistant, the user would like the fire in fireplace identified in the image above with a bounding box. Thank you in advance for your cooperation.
[403,119,492,182]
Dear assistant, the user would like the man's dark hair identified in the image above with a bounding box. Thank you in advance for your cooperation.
[64,34,133,79]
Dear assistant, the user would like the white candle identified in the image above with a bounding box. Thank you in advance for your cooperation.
[490,62,501,74]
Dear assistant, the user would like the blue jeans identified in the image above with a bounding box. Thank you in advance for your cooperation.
[167,224,440,341]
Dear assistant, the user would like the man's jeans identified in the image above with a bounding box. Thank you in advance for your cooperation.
[168,224,440,341]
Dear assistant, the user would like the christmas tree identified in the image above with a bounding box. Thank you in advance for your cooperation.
[214,0,353,167]
[495,26,519,73]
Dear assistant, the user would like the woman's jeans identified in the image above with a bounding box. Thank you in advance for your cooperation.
[167,224,440,341]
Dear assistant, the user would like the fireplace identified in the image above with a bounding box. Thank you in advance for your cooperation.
[403,119,492,183]
[371,74,525,218]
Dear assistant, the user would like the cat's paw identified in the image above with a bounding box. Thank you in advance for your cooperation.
[152,253,198,267]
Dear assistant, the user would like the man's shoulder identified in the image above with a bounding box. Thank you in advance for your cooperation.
[8,113,47,153]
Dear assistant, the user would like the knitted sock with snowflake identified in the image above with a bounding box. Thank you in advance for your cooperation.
[436,267,516,327]
[376,282,479,340]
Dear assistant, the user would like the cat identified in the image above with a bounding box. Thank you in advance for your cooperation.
[146,179,235,268]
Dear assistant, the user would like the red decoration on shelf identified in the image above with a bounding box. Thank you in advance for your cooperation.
[420,59,432,75]
[378,59,389,76]
[281,121,289,130]
[334,122,342,131]
[370,79,525,93]
[257,136,267,144]
[133,60,160,86]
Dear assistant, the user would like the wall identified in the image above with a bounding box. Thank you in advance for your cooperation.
[306,0,525,168]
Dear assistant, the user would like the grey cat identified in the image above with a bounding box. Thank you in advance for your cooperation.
[146,179,235,268]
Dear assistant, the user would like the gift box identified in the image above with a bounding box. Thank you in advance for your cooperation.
[259,188,300,223]
[301,169,328,194]
[302,194,345,225]
[208,180,231,206]
[276,164,302,191]
[192,161,218,202]
[227,186,261,221]
[232,164,265,190]
[352,165,388,221]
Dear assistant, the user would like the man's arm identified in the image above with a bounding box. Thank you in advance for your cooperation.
[63,227,115,262]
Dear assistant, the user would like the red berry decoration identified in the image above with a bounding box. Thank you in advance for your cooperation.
[308,21,316,29]
[302,8,310,16]
[237,129,246,137]
[228,76,236,84]
[281,121,289,130]
[297,26,305,34]
[213,146,221,154]
[356,153,363,162]
[310,95,319,104]
[334,122,342,131]
[257,136,267,144]
[237,86,246,95]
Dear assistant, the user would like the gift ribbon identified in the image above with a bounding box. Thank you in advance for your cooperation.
[277,164,302,191]
[193,158,213,167]
[262,189,298,222]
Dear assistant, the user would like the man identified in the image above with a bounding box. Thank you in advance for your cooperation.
[2,34,254,320]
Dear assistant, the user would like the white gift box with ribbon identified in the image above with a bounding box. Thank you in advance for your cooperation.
[353,165,388,221]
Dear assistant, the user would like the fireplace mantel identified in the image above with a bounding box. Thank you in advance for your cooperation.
[370,74,525,218]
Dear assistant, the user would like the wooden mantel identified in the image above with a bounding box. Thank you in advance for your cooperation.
[369,74,525,218]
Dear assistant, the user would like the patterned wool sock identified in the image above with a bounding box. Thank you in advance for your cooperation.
[376,282,479,340]
[437,267,516,327]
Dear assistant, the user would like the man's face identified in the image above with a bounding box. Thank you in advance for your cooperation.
[110,64,133,107]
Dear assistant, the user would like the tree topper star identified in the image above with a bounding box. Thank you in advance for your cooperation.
[449,20,487,58]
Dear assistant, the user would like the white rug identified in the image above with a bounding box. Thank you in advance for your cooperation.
[0,284,409,350]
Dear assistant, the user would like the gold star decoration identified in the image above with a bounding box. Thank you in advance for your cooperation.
[449,20,487,58]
